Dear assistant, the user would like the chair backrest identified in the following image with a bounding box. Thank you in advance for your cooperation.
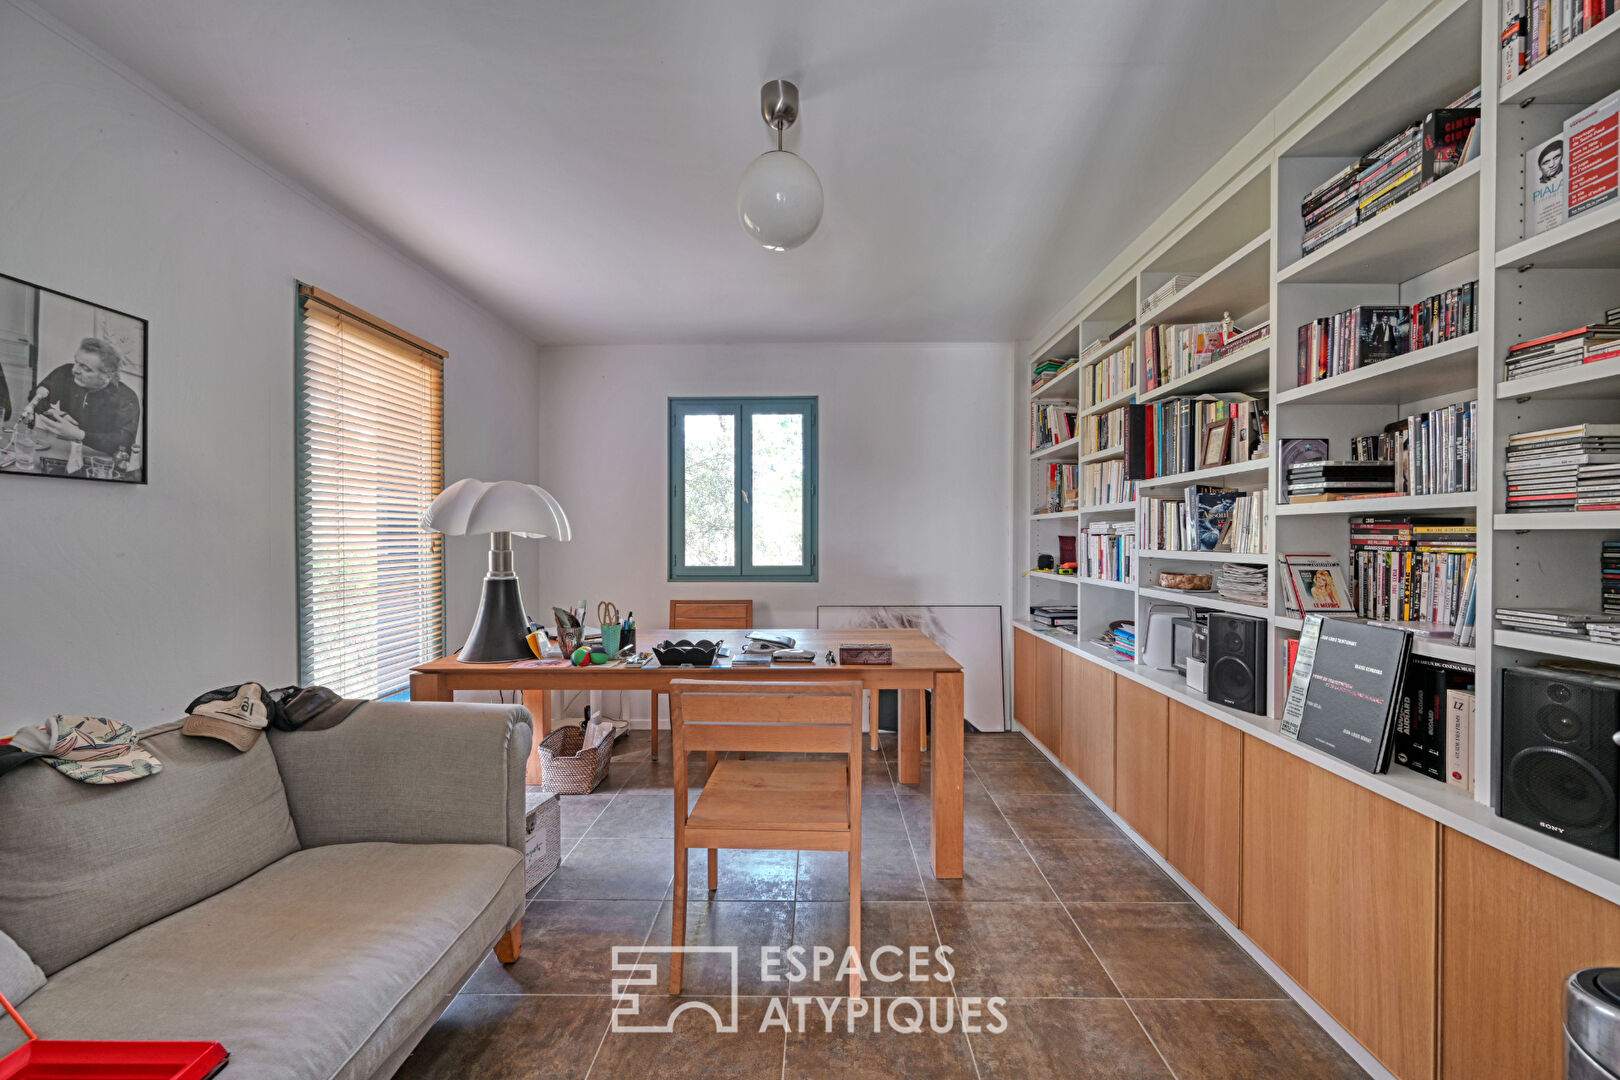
[669,599,753,630]
[668,680,862,759]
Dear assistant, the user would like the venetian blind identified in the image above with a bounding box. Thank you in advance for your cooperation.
[295,285,445,697]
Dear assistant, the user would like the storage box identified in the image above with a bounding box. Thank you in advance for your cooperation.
[524,790,562,892]
[838,642,893,665]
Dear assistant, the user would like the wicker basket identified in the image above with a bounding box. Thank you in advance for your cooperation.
[537,723,616,794]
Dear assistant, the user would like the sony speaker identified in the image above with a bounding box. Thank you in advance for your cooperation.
[1499,667,1620,857]
[1206,613,1266,715]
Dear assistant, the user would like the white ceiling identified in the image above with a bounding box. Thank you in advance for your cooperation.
[36,0,1382,345]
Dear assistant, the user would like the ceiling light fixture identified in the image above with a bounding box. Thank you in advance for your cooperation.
[736,79,823,251]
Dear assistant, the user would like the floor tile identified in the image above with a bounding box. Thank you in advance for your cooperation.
[797,837,925,902]
[1067,903,1282,1000]
[782,998,978,1079]
[554,790,615,839]
[968,998,1172,1080]
[683,848,799,901]
[1132,999,1369,1079]
[589,996,785,1080]
[968,758,1077,795]
[1026,839,1186,902]
[539,837,675,900]
[585,788,686,838]
[394,994,611,1080]
[463,900,661,995]
[648,899,797,995]
[919,838,1057,903]
[789,901,944,995]
[928,902,1116,998]
[990,793,1120,840]
[963,733,1049,761]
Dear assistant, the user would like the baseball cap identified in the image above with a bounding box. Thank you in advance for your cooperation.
[183,682,272,750]
[271,685,367,731]
[5,716,163,784]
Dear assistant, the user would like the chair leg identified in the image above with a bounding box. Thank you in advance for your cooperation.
[494,921,521,964]
[650,692,659,761]
[848,849,861,1000]
[708,848,719,892]
[671,841,688,994]
[869,691,879,751]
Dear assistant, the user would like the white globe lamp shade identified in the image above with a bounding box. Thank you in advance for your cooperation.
[737,150,823,251]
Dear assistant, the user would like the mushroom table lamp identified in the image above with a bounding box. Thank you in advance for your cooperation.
[423,478,571,663]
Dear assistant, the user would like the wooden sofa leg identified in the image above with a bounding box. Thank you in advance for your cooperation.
[495,922,522,964]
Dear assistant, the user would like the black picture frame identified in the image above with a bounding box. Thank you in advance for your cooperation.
[0,271,148,485]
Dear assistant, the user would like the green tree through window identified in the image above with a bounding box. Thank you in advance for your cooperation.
[669,397,817,581]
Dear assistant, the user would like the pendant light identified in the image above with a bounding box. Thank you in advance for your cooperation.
[736,80,823,251]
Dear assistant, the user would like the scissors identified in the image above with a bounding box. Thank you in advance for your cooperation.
[597,601,620,626]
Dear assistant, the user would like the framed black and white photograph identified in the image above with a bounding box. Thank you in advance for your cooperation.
[0,272,147,484]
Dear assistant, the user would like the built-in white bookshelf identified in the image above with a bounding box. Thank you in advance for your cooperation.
[1017,0,1620,905]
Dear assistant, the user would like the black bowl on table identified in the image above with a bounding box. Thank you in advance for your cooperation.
[652,639,720,667]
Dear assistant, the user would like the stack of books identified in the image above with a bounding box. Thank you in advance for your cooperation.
[1139,275,1197,316]
[1590,623,1620,646]
[1356,122,1425,225]
[1606,541,1620,615]
[1029,604,1077,632]
[1505,423,1620,513]
[1210,322,1270,361]
[1082,458,1130,506]
[1286,460,1397,501]
[1030,402,1077,451]
[1346,401,1479,496]
[1504,0,1614,81]
[1409,281,1479,351]
[1215,563,1267,606]
[1084,339,1136,406]
[1296,306,1411,386]
[1503,322,1620,381]
[1347,517,1477,634]
[1302,163,1359,255]
[1142,321,1224,389]
[1392,656,1476,788]
[1042,463,1080,512]
[1106,622,1136,662]
[1141,487,1265,554]
[1082,405,1129,455]
[1497,607,1620,639]
[1121,394,1267,479]
[1031,357,1074,392]
[1083,519,1137,583]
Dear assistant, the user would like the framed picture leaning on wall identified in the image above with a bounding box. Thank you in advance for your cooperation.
[0,272,147,484]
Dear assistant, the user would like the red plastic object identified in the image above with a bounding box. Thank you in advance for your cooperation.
[0,991,228,1079]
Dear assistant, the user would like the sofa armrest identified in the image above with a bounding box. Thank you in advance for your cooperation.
[268,701,531,853]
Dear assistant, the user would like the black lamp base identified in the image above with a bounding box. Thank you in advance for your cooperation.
[459,575,531,663]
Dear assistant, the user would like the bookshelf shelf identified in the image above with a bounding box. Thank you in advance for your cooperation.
[1079,445,1126,464]
[1080,576,1136,592]
[1030,361,1080,400]
[1276,492,1479,517]
[1138,548,1269,564]
[1494,511,1620,531]
[1077,500,1137,516]
[1138,232,1271,325]
[1081,383,1138,418]
[1030,435,1081,460]
[1276,160,1481,285]
[1276,334,1481,407]
[1137,338,1272,403]
[1134,457,1269,490]
[1026,570,1080,585]
[1495,355,1620,401]
[1498,14,1620,107]
[1496,200,1620,272]
[1138,585,1267,617]
[1495,628,1620,665]
[1029,510,1079,521]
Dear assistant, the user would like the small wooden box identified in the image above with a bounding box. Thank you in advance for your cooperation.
[524,790,562,892]
[838,642,893,665]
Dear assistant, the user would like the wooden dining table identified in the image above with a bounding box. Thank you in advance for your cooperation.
[409,627,965,878]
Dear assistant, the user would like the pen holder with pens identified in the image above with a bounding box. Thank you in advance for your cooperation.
[600,623,622,656]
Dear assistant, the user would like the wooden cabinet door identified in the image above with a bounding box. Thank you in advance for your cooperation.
[1013,633,1034,732]
[1241,735,1438,1080]
[1166,701,1243,919]
[1113,676,1169,851]
[1061,652,1115,803]
[1441,829,1620,1080]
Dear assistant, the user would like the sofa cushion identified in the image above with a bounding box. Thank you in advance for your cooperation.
[2,842,524,1080]
[0,930,44,1005]
[0,721,299,975]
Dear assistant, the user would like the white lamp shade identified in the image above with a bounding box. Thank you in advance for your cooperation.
[422,478,571,540]
[737,150,824,251]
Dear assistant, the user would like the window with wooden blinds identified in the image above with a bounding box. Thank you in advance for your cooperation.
[295,285,446,698]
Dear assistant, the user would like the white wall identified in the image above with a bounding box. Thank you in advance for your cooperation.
[0,5,542,726]
[533,342,1015,720]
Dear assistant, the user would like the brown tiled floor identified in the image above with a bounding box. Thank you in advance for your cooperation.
[396,729,1368,1080]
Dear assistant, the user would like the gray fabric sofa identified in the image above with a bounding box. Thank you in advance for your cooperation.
[0,700,532,1080]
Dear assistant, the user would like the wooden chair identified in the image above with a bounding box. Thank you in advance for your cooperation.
[650,599,754,760]
[668,679,864,998]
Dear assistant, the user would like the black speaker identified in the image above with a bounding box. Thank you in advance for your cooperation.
[1206,613,1266,714]
[1499,667,1620,857]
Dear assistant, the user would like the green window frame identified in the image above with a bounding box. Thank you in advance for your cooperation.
[668,396,818,582]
